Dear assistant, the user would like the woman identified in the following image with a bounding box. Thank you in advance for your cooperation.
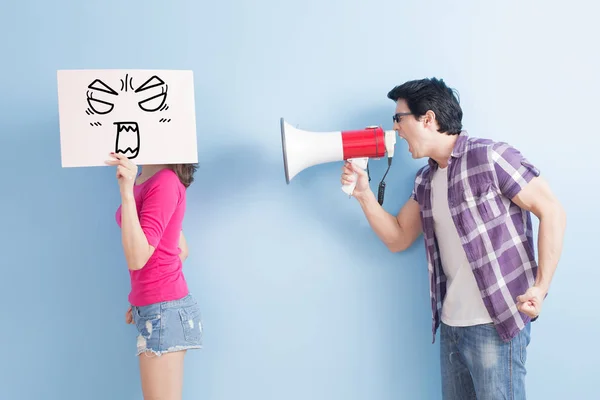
[106,152,201,400]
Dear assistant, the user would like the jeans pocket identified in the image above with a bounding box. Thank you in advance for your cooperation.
[519,325,530,364]
[178,304,202,343]
[133,308,161,339]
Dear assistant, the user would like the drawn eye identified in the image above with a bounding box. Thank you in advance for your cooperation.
[135,76,165,93]
[87,97,114,114]
[86,80,118,115]
[138,92,166,112]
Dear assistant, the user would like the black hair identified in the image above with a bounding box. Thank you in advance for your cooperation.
[387,77,463,135]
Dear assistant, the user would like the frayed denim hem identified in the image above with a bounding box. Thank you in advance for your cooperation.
[136,345,203,357]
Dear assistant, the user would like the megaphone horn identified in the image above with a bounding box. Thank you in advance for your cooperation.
[280,117,397,200]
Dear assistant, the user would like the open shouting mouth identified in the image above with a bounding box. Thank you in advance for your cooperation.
[114,122,140,159]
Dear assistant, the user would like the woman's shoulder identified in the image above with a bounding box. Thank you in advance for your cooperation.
[155,167,181,182]
[142,168,185,196]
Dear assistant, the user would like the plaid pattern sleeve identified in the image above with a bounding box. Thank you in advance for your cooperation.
[490,142,540,199]
[410,166,427,203]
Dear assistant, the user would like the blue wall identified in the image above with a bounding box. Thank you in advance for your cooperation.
[1,1,597,399]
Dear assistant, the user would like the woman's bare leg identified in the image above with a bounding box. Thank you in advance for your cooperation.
[139,350,187,400]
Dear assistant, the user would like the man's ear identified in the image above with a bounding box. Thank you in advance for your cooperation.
[423,110,436,127]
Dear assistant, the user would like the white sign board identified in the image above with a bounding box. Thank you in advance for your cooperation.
[57,69,198,167]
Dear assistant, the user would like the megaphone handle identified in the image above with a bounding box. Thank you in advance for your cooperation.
[342,157,369,196]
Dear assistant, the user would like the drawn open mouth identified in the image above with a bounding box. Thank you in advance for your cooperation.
[114,122,140,159]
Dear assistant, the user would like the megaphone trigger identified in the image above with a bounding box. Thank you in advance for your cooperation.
[341,157,369,196]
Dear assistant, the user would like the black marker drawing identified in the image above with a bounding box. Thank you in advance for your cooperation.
[85,73,171,160]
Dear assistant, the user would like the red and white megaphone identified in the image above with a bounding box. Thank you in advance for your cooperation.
[280,117,397,199]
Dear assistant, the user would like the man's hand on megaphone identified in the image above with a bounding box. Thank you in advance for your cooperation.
[341,161,370,198]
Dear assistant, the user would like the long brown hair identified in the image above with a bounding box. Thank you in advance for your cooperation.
[169,163,198,188]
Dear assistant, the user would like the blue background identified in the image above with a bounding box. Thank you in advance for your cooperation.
[1,0,597,399]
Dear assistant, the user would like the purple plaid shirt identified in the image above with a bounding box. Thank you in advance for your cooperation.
[410,131,541,343]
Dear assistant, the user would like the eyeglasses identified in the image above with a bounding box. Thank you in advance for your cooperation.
[393,112,412,123]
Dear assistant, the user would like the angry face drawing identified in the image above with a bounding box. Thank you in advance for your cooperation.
[85,74,170,159]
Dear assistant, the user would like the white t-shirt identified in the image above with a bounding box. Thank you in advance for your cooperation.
[431,166,493,326]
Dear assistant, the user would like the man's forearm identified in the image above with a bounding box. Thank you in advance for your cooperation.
[121,194,153,271]
[535,203,567,293]
[356,190,406,251]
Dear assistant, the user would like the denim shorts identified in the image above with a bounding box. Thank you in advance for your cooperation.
[131,293,203,356]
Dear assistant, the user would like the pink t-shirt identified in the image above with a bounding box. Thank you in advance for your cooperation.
[115,168,189,306]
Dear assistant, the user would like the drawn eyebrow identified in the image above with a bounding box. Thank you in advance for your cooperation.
[88,79,119,96]
[135,75,165,93]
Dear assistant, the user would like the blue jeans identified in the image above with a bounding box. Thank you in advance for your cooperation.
[440,321,531,400]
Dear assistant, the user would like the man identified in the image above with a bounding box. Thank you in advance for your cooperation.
[341,77,566,399]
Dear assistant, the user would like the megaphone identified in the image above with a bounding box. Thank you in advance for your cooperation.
[280,117,397,203]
